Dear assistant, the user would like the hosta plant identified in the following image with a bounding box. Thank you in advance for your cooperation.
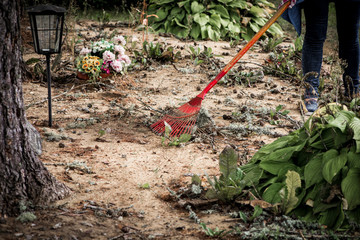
[241,101,360,229]
[147,0,283,41]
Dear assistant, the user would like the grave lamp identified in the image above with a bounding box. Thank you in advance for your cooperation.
[28,4,66,127]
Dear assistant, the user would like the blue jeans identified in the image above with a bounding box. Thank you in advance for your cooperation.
[302,0,360,97]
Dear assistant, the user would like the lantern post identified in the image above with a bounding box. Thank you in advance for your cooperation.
[28,4,66,127]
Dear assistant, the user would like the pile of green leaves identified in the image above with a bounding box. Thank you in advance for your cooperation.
[147,0,283,41]
[241,102,360,229]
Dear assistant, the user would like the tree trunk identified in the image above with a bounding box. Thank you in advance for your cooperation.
[0,0,70,217]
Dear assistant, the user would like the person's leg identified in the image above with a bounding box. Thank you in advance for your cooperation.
[335,0,360,96]
[302,0,330,112]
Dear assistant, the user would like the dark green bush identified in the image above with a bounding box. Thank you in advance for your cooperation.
[147,0,283,41]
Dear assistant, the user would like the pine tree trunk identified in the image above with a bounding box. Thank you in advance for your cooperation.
[0,0,70,217]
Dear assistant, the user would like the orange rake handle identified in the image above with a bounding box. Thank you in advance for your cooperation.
[196,1,290,100]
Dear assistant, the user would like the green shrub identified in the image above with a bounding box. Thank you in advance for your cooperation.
[147,0,283,41]
[241,102,360,229]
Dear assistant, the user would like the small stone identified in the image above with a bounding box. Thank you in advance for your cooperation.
[52,222,62,229]
[59,142,65,148]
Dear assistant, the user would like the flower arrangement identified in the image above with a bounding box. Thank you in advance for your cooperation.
[76,35,132,81]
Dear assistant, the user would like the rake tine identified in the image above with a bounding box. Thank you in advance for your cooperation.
[186,120,196,134]
[170,120,185,136]
[151,120,164,133]
[171,121,186,137]
[180,119,193,135]
[172,118,193,137]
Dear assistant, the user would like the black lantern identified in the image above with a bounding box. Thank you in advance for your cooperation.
[28,4,66,127]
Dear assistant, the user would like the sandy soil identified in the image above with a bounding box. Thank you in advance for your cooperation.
[0,20,312,240]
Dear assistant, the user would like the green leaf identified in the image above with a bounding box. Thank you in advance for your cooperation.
[209,4,229,19]
[169,7,185,21]
[172,18,188,28]
[268,23,284,36]
[171,26,189,38]
[252,17,266,27]
[253,134,298,157]
[304,154,324,189]
[329,110,355,133]
[229,9,240,22]
[249,205,263,221]
[227,22,241,34]
[260,161,298,176]
[154,8,169,22]
[219,186,242,201]
[341,168,360,210]
[191,174,201,185]
[200,25,208,39]
[207,25,220,41]
[347,150,360,168]
[262,183,284,204]
[205,188,218,199]
[152,0,175,4]
[349,117,360,153]
[284,171,301,214]
[267,143,306,162]
[191,1,205,14]
[322,149,347,184]
[139,183,150,189]
[319,206,343,229]
[313,201,339,214]
[209,14,221,29]
[193,13,209,26]
[219,17,229,27]
[249,6,268,18]
[219,146,238,181]
[310,128,344,150]
[177,0,190,8]
[228,0,249,9]
[178,133,191,143]
[242,165,263,186]
[190,23,201,39]
[216,0,233,5]
[249,22,260,33]
[347,207,360,223]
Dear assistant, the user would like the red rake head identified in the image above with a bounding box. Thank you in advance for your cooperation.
[150,96,203,137]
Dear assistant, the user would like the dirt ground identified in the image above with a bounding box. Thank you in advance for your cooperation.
[1,19,333,240]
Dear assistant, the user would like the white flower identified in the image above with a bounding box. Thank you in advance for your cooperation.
[113,35,126,46]
[103,50,115,62]
[114,45,125,56]
[80,47,91,55]
[118,55,131,66]
[110,59,123,72]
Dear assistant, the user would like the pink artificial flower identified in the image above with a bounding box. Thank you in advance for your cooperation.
[114,45,125,56]
[113,35,126,46]
[110,59,123,73]
[102,61,110,68]
[103,50,115,62]
[80,47,91,55]
[118,55,131,66]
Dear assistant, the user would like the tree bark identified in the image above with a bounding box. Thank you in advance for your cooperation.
[0,0,70,217]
